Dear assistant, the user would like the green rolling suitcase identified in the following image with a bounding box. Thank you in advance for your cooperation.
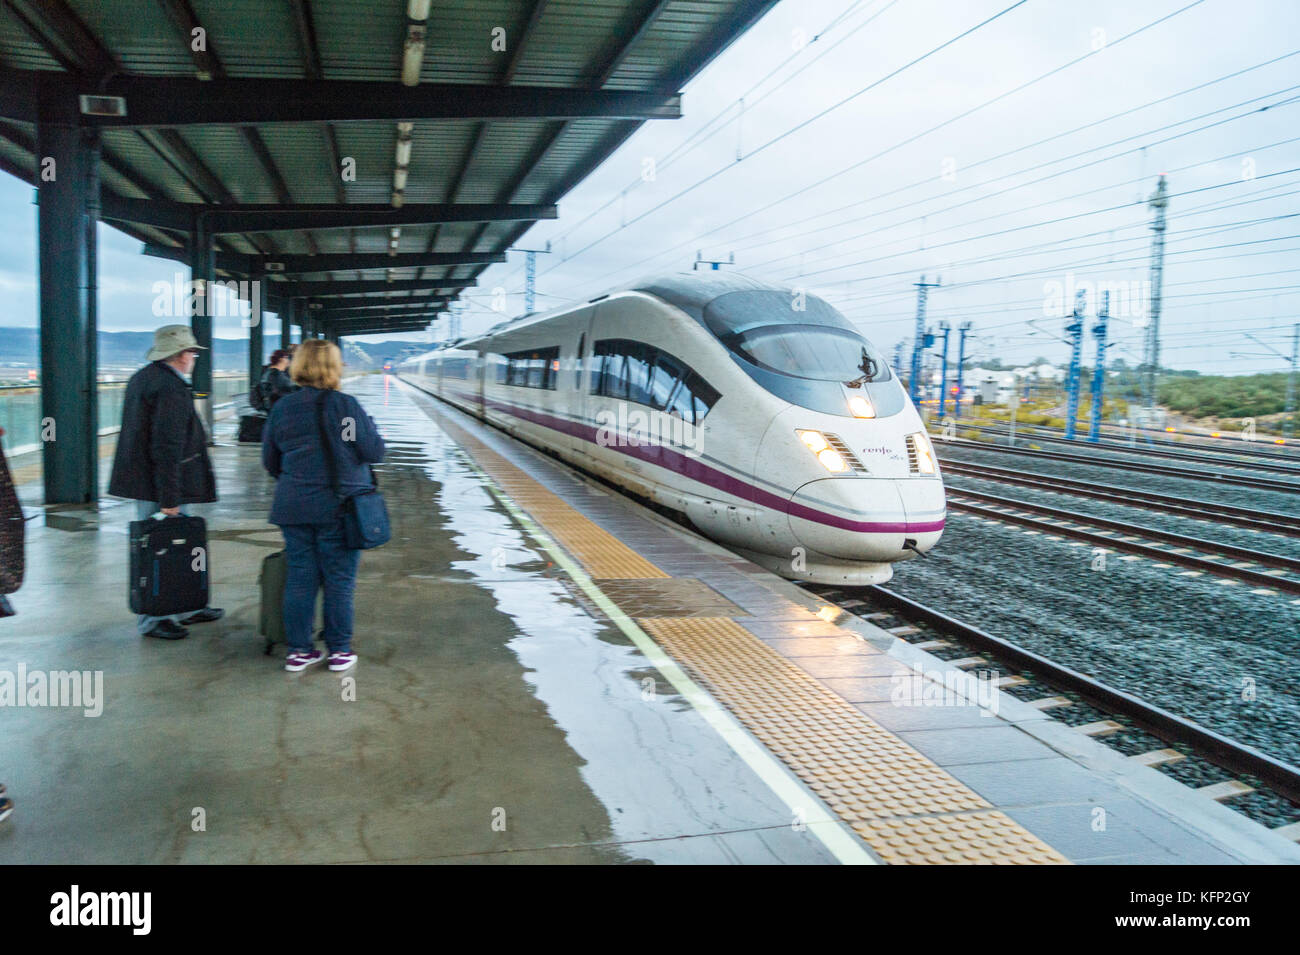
[259,550,286,654]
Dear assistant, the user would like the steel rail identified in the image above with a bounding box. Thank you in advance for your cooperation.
[861,585,1300,805]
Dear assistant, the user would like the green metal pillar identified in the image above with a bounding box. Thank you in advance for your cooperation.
[247,263,265,394]
[37,120,100,505]
[280,296,294,350]
[189,213,215,438]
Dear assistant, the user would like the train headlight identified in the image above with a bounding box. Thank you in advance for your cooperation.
[798,430,849,473]
[848,395,875,418]
[911,431,936,474]
[817,448,849,473]
[798,430,829,453]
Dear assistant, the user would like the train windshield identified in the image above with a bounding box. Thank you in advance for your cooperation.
[704,290,892,383]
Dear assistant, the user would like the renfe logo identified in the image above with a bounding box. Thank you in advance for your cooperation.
[49,886,151,936]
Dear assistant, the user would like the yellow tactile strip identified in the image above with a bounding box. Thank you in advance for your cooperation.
[440,419,666,579]
[641,618,1069,865]
[432,405,1067,864]
[853,812,1069,865]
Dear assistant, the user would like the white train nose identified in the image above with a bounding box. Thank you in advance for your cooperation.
[787,477,945,561]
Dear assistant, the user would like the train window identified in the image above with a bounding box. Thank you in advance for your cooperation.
[501,346,559,390]
[663,378,694,424]
[575,334,586,389]
[687,373,721,423]
[591,339,721,424]
[442,356,471,380]
[648,353,683,410]
[591,341,624,398]
[624,344,654,406]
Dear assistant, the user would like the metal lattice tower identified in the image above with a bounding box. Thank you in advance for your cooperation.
[1088,291,1110,443]
[954,321,971,422]
[909,275,940,405]
[525,251,536,314]
[1286,323,1299,439]
[1142,175,1169,412]
[516,241,551,315]
[1064,290,1085,441]
[937,321,951,421]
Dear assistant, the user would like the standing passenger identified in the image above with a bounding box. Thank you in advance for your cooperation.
[262,340,384,672]
[108,325,224,639]
[258,349,298,409]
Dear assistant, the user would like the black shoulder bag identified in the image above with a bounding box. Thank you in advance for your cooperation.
[315,391,391,550]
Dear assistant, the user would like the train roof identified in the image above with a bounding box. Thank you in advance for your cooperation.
[631,271,783,315]
[430,272,800,355]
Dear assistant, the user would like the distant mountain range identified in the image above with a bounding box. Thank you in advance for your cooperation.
[0,327,433,373]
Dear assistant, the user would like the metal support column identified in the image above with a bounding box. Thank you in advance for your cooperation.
[37,120,101,504]
[937,321,951,421]
[1142,175,1169,415]
[954,321,971,422]
[908,276,939,406]
[247,264,265,395]
[1284,323,1299,440]
[280,296,294,350]
[189,212,215,439]
[1064,290,1085,441]
[1088,291,1110,443]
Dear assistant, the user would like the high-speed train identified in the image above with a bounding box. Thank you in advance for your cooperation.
[398,272,944,585]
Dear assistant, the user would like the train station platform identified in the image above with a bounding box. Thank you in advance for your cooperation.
[3,374,1298,865]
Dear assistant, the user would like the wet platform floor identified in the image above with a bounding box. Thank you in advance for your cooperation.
[1,374,1296,864]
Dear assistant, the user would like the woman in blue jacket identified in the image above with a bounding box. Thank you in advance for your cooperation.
[262,340,385,672]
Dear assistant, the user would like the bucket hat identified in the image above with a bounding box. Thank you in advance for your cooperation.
[146,324,206,362]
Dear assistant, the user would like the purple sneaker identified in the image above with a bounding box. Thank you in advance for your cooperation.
[327,651,357,672]
[284,649,325,672]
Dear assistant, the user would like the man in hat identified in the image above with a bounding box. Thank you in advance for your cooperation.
[109,325,223,639]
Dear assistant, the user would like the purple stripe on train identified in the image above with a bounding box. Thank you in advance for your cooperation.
[441,385,946,535]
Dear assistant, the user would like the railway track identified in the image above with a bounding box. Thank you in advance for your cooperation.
[940,460,1300,534]
[805,583,1300,833]
[964,424,1300,476]
[979,421,1300,463]
[935,439,1300,494]
[944,486,1300,596]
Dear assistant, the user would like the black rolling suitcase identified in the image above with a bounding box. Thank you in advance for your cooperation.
[129,514,209,616]
[238,413,266,443]
[259,549,287,653]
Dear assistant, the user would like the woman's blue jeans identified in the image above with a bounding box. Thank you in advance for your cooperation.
[280,520,360,653]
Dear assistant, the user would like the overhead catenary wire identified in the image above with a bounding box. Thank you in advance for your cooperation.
[547,0,1214,296]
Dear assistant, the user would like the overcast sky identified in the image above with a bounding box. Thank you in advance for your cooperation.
[1,0,1297,375]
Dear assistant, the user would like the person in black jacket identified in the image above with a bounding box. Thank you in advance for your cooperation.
[108,325,224,640]
[258,349,297,409]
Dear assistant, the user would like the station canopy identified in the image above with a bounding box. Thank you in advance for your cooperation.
[0,0,777,337]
